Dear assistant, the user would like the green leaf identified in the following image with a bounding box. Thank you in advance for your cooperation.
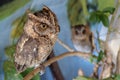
[3,61,23,80]
[67,0,88,25]
[4,57,40,80]
[102,7,115,14]
[5,44,16,61]
[0,0,30,20]
[11,13,27,39]
[98,0,115,11]
[89,55,97,63]
[79,0,88,17]
[89,12,100,24]
[115,74,120,80]
[21,68,40,80]
[97,50,104,62]
[99,14,109,27]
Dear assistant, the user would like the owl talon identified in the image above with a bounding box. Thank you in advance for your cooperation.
[39,64,45,75]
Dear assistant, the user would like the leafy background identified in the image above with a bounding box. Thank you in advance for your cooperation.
[68,0,120,80]
[1,0,120,80]
[67,0,115,27]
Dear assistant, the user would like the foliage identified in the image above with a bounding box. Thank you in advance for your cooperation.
[0,0,30,20]
[67,0,115,27]
[89,7,115,27]
[102,74,120,80]
[89,50,105,64]
[98,0,115,11]
[21,68,40,80]
[11,13,27,39]
[67,0,89,26]
[4,61,23,80]
[5,44,16,61]
[97,50,104,63]
[102,7,115,14]
[115,74,120,80]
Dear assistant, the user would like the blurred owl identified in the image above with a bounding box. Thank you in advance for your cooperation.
[14,6,60,72]
[72,24,94,53]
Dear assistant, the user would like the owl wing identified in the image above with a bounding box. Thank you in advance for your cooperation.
[14,34,39,72]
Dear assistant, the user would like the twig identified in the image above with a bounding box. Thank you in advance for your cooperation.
[23,51,91,80]
[57,38,74,52]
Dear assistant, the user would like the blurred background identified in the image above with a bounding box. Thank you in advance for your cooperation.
[0,0,116,80]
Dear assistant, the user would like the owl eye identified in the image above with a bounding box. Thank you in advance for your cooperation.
[75,30,78,35]
[40,24,47,29]
[82,29,86,34]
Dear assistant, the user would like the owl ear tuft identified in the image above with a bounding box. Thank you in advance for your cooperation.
[28,13,39,21]
[43,5,50,11]
[43,6,58,26]
[42,6,54,16]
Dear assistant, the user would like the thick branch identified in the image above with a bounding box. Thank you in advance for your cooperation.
[100,1,120,79]
[48,50,64,80]
[23,51,91,80]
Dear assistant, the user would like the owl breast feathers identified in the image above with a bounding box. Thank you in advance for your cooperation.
[14,6,60,72]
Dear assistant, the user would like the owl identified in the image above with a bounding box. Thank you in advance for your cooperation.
[14,6,60,72]
[71,24,94,53]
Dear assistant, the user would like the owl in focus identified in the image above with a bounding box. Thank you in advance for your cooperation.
[14,6,60,72]
[71,24,94,53]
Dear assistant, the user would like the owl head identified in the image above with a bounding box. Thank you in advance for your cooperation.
[72,24,91,41]
[24,6,60,38]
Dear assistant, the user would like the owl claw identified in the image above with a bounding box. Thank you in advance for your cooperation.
[39,64,45,75]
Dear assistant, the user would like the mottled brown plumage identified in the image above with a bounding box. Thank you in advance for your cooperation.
[14,6,60,72]
[72,24,94,53]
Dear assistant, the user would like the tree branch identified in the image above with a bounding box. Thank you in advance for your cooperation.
[48,50,64,80]
[23,51,91,80]
[57,38,74,52]
[100,2,120,79]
